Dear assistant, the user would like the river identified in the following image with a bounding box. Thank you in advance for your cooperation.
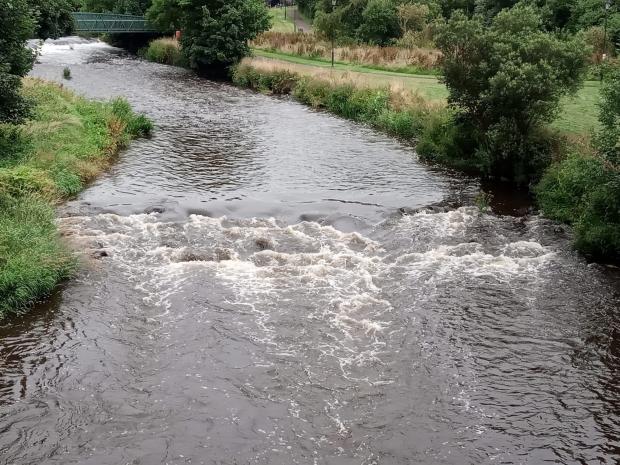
[1,38,619,465]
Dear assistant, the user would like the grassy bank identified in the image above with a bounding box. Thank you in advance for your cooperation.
[246,51,601,136]
[232,63,451,157]
[0,78,152,318]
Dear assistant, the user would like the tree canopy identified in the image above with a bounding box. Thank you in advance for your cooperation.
[435,4,588,179]
[147,0,271,75]
[0,0,35,124]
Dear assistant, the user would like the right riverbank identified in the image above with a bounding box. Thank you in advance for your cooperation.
[0,78,152,318]
[229,62,619,262]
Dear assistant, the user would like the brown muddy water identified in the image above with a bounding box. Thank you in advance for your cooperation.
[1,38,619,465]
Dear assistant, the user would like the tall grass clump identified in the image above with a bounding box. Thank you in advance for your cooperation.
[0,78,152,317]
[142,38,187,67]
[252,31,441,72]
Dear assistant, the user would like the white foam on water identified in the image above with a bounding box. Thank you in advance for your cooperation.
[59,207,561,442]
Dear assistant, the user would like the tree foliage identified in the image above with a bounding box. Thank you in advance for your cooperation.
[81,0,153,14]
[0,0,35,124]
[147,0,270,74]
[28,0,78,39]
[356,0,400,44]
[436,4,588,179]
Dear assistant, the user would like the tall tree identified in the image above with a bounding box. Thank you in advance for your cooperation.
[0,0,35,124]
[147,0,270,75]
[81,0,153,14]
[28,0,78,39]
[436,4,588,180]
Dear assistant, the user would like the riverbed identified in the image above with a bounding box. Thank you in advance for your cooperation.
[1,38,619,465]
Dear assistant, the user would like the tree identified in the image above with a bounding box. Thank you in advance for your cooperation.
[397,3,431,33]
[81,0,152,14]
[435,4,588,179]
[146,0,182,32]
[0,0,35,124]
[28,0,78,39]
[147,0,270,75]
[314,8,345,43]
[356,0,400,44]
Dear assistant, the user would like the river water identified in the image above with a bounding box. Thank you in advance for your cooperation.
[1,38,619,465]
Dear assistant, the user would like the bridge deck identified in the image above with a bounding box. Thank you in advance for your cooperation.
[72,12,157,33]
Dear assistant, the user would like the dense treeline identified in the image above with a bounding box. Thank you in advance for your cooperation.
[304,0,619,49]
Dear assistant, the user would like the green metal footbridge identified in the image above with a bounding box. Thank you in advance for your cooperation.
[72,12,157,33]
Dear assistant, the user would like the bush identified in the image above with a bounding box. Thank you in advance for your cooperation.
[111,97,154,137]
[231,65,298,94]
[147,0,271,74]
[595,65,620,166]
[0,0,35,125]
[356,0,400,45]
[143,38,187,67]
[292,76,332,106]
[435,4,589,181]
[537,153,619,260]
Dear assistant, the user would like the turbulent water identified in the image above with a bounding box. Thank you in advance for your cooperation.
[1,38,619,465]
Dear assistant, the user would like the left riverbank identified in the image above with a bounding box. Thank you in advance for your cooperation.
[0,78,152,319]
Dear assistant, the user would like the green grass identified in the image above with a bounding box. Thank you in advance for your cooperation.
[250,49,448,101]
[552,81,601,134]
[269,7,296,33]
[251,49,601,135]
[0,78,152,318]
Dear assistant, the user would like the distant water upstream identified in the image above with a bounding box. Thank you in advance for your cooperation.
[1,38,619,465]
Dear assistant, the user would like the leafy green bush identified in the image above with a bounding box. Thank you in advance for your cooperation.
[231,65,298,94]
[111,97,154,137]
[292,76,333,106]
[0,0,35,125]
[537,153,619,260]
[376,109,422,140]
[435,4,588,181]
[147,0,271,74]
[356,0,400,45]
[595,65,620,166]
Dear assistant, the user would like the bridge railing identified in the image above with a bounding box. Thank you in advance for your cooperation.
[72,12,158,33]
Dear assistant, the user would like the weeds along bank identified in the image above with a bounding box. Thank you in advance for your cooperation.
[0,78,152,318]
[231,63,620,262]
